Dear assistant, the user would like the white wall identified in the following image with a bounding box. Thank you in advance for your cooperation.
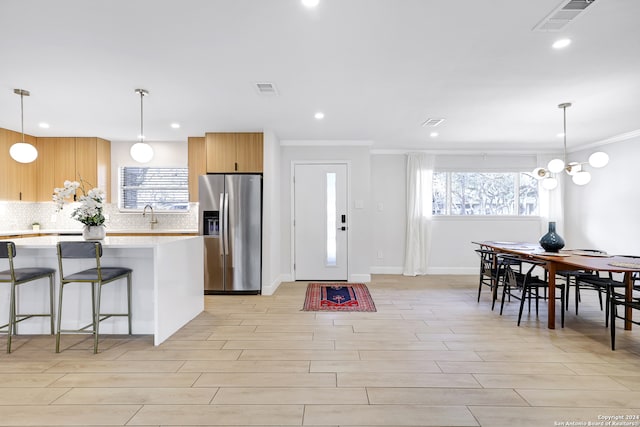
[370,154,406,273]
[279,143,372,282]
[261,130,282,295]
[564,137,640,255]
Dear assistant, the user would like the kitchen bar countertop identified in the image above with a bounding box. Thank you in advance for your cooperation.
[12,234,201,249]
[0,229,198,237]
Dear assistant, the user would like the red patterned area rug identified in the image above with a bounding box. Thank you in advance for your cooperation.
[302,283,377,312]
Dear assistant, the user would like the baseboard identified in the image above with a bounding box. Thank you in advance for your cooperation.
[426,267,477,275]
[370,266,404,274]
[349,273,371,283]
[261,275,285,296]
[371,266,476,275]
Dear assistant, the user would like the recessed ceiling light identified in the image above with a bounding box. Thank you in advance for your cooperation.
[302,0,320,8]
[314,112,325,120]
[552,38,571,49]
[38,122,50,128]
[430,132,439,138]
[170,123,180,129]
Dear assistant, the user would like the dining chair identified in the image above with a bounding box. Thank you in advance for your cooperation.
[56,241,132,354]
[500,256,565,327]
[475,248,497,304]
[0,241,56,353]
[557,249,609,315]
[609,285,640,350]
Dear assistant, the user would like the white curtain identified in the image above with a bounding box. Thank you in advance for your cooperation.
[403,153,435,276]
[537,154,565,237]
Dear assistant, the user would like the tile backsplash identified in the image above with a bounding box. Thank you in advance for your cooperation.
[0,201,198,232]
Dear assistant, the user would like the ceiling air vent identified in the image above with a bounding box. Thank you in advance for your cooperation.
[254,82,278,96]
[421,118,444,127]
[533,0,597,32]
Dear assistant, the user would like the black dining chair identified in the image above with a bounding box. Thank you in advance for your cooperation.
[56,241,132,354]
[609,279,640,350]
[475,249,521,310]
[556,249,610,316]
[500,256,565,327]
[0,241,56,353]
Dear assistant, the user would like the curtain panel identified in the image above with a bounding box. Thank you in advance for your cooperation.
[403,153,434,276]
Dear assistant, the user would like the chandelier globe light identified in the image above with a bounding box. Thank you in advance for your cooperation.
[10,89,38,164]
[130,88,154,163]
[533,102,609,188]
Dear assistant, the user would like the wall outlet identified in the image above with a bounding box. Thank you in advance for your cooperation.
[377,250,383,259]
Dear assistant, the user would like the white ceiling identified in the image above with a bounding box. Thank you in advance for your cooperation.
[1,0,639,152]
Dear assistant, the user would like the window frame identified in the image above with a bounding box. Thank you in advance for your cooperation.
[118,166,190,213]
[432,170,540,217]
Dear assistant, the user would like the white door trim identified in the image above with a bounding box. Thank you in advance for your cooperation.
[290,160,351,281]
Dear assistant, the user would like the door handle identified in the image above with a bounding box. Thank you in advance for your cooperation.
[337,226,348,231]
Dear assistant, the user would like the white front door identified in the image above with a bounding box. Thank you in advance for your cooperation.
[293,163,348,281]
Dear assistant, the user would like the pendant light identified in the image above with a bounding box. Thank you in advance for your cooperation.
[10,89,38,164]
[130,88,154,163]
[533,102,609,189]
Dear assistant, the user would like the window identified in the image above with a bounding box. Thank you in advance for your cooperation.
[120,167,189,211]
[432,172,538,216]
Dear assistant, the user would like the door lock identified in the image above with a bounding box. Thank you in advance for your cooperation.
[337,226,348,231]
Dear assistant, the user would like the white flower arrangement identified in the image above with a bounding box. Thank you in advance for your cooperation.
[53,179,106,227]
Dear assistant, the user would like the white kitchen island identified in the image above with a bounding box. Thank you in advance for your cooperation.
[4,235,204,346]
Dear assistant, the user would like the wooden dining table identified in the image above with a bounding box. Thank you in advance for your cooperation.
[473,241,640,330]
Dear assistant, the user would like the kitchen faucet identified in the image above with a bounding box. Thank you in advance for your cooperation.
[142,204,158,228]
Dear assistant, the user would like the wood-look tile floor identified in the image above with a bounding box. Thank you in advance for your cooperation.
[2,274,640,426]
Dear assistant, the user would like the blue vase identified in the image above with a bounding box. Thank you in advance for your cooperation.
[539,221,565,252]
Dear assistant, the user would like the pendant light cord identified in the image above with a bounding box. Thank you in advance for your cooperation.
[140,90,144,142]
[562,104,567,165]
[20,91,25,143]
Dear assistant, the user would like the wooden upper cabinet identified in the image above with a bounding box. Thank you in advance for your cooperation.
[236,133,264,173]
[36,137,111,202]
[205,132,263,173]
[188,136,206,202]
[0,128,37,201]
[76,137,111,202]
[36,137,75,202]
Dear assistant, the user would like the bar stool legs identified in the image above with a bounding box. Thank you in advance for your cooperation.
[6,273,55,353]
[56,273,132,354]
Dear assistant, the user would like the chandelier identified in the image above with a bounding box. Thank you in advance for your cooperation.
[533,102,609,190]
[130,88,154,163]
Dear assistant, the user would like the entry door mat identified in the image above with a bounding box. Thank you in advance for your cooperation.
[302,283,377,312]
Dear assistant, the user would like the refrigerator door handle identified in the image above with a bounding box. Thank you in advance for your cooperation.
[223,192,230,256]
[219,192,226,255]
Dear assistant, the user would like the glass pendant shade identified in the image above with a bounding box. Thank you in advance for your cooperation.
[572,170,591,186]
[547,158,565,174]
[588,151,609,168]
[542,177,558,190]
[130,142,153,163]
[10,142,38,163]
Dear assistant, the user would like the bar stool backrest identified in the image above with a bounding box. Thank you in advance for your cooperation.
[58,242,102,259]
[0,241,17,259]
[57,242,104,282]
[0,241,18,282]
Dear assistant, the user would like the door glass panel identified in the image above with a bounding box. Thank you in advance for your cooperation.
[326,172,337,266]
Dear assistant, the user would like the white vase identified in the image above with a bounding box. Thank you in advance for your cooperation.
[82,225,106,240]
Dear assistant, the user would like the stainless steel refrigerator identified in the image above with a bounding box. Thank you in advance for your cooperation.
[199,174,262,294]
